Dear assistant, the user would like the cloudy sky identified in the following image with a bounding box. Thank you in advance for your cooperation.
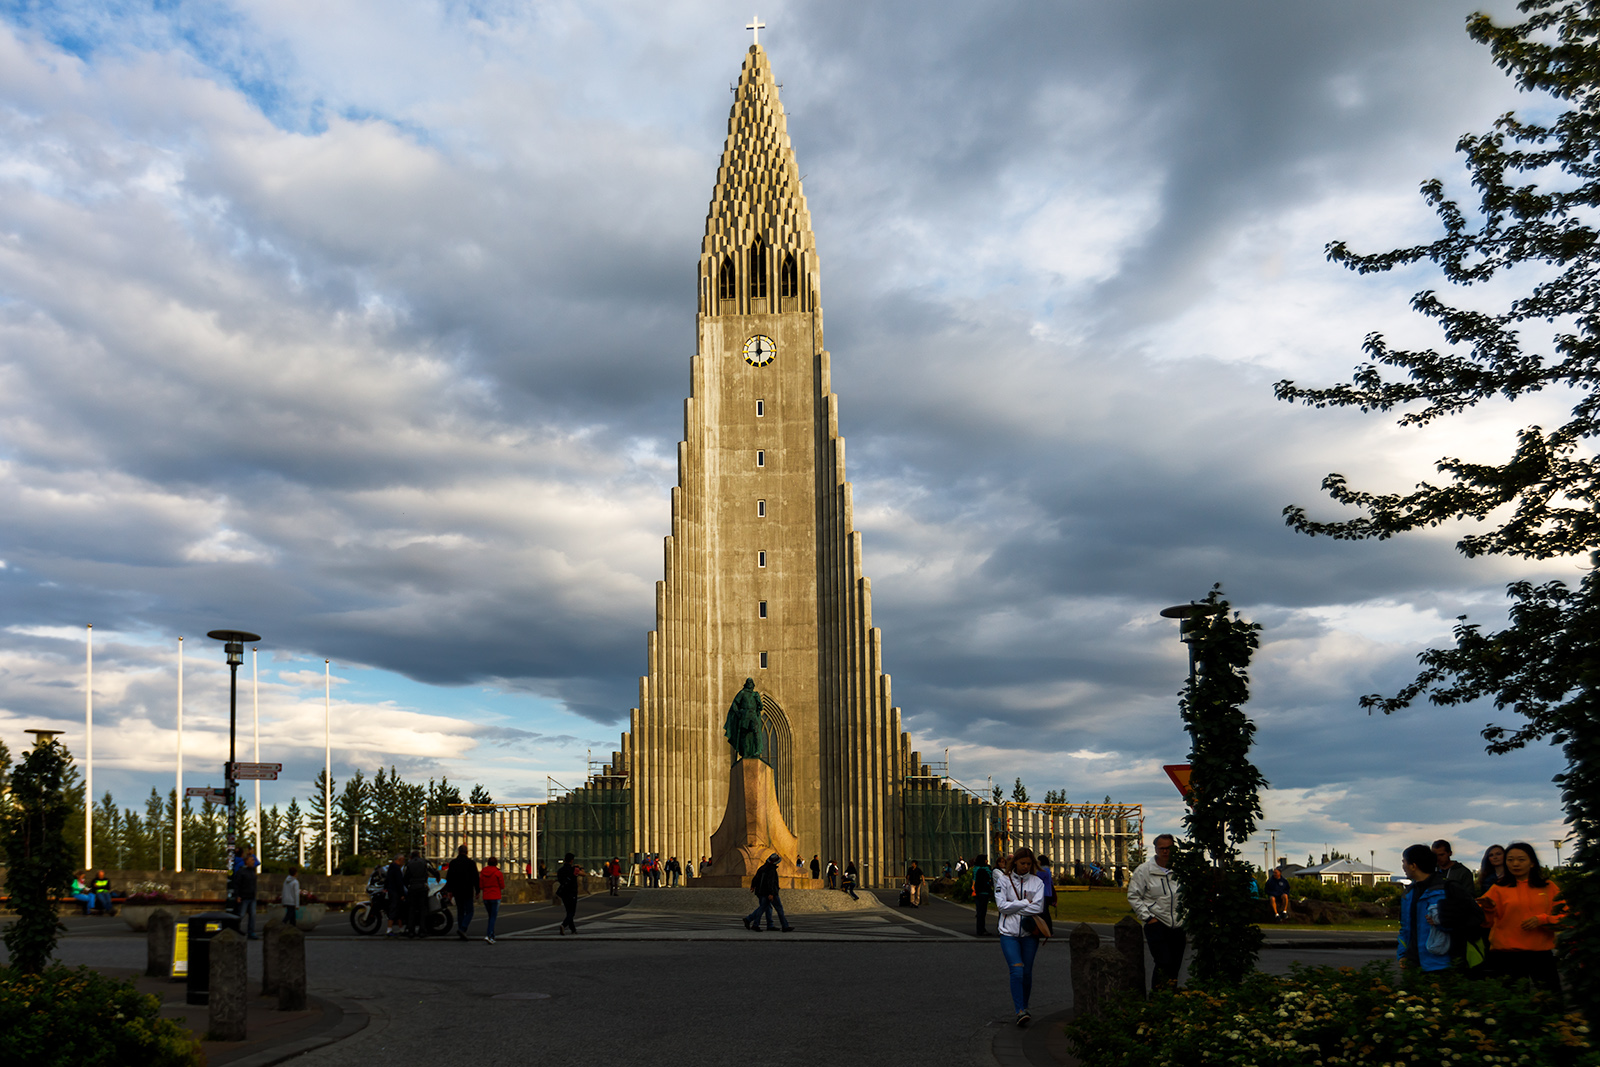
[0,0,1579,871]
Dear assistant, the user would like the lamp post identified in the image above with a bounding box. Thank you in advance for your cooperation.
[207,629,261,907]
[1159,602,1226,689]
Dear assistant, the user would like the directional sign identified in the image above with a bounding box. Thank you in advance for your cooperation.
[229,762,282,781]
[186,787,229,802]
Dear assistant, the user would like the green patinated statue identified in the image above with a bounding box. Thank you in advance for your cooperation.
[724,678,765,760]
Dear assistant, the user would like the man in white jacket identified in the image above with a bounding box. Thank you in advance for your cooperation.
[1126,834,1184,990]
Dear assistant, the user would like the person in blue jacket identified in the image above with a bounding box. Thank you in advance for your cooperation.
[1397,843,1483,974]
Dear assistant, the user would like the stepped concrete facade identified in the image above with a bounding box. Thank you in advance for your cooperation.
[600,41,914,887]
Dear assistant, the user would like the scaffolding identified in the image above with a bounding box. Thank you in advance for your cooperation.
[423,803,539,872]
[994,802,1143,884]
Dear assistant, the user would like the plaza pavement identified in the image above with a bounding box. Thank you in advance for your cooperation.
[16,888,1394,1067]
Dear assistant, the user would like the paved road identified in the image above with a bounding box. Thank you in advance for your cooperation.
[24,890,1393,1067]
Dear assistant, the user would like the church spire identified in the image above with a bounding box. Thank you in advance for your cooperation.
[701,44,817,315]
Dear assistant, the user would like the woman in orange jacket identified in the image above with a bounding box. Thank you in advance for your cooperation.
[1477,841,1563,995]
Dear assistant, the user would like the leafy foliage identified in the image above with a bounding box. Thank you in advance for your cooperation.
[1274,0,1600,1022]
[0,965,201,1067]
[1170,587,1267,987]
[1066,962,1593,1067]
[0,739,74,973]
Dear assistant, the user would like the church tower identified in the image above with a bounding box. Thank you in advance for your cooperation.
[610,39,912,886]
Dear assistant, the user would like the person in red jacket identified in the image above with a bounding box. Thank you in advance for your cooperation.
[479,857,506,944]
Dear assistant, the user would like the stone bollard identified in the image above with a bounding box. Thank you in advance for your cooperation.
[1079,946,1130,1021]
[145,908,176,977]
[206,928,248,1041]
[277,924,307,1012]
[1113,915,1146,997]
[261,916,282,997]
[1069,922,1099,1009]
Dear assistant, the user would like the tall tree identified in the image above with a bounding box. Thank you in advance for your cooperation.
[0,737,74,972]
[1010,778,1029,803]
[307,769,336,862]
[144,788,167,869]
[283,797,305,863]
[337,770,369,855]
[0,735,11,800]
[426,777,462,815]
[1274,0,1600,1017]
[468,783,493,806]
[1169,588,1267,987]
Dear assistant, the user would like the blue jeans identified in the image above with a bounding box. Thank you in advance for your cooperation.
[484,899,500,940]
[73,892,95,914]
[92,892,112,914]
[1000,934,1039,1013]
[457,896,474,933]
[238,898,256,938]
[745,895,788,929]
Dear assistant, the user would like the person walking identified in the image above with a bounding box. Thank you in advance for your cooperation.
[1127,834,1185,989]
[1433,840,1475,893]
[235,849,259,939]
[446,845,479,941]
[744,854,794,931]
[1037,854,1057,920]
[1477,844,1509,892]
[841,861,859,901]
[971,853,995,936]
[281,866,301,928]
[810,855,820,882]
[605,857,621,895]
[666,856,682,887]
[1264,867,1291,922]
[1397,843,1483,975]
[905,860,925,907]
[995,847,1046,1028]
[556,852,580,934]
[1478,841,1563,994]
[825,860,839,890]
[404,849,430,938]
[383,854,408,937]
[479,856,505,944]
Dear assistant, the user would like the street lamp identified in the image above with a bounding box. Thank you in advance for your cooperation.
[207,629,261,907]
[24,729,64,747]
[1160,602,1226,689]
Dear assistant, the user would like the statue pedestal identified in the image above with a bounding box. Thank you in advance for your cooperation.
[697,758,805,888]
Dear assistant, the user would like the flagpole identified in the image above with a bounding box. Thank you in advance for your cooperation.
[85,623,92,870]
[176,637,183,872]
[324,659,332,877]
[252,647,261,859]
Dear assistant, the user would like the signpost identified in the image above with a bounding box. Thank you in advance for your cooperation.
[1162,764,1193,800]
[228,762,282,781]
[185,787,230,803]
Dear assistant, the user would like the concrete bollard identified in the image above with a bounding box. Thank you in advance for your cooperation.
[1113,915,1146,997]
[1079,946,1130,1021]
[206,928,248,1041]
[1069,922,1099,1009]
[261,916,282,996]
[145,908,176,977]
[277,924,307,1012]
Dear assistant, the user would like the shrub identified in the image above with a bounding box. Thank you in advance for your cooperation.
[1066,961,1595,1067]
[124,882,172,905]
[1290,878,1402,905]
[0,965,201,1067]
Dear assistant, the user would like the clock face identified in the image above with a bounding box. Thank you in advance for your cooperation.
[743,335,776,367]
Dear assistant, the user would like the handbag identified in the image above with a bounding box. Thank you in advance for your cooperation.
[1021,912,1053,940]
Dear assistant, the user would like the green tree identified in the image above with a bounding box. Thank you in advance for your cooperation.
[1274,0,1600,1018]
[336,770,369,856]
[307,769,336,862]
[1010,778,1029,803]
[144,788,167,869]
[1168,588,1266,987]
[426,777,462,815]
[283,797,304,862]
[1042,789,1068,804]
[468,783,493,805]
[0,737,74,972]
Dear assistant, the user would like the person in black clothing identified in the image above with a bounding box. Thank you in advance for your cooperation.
[971,853,995,936]
[1265,867,1291,922]
[404,850,430,938]
[383,855,408,937]
[446,845,479,941]
[810,855,820,881]
[906,860,926,907]
[234,848,260,939]
[556,852,580,934]
[743,854,794,931]
[841,860,859,901]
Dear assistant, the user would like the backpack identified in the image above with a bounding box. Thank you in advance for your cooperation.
[972,866,993,898]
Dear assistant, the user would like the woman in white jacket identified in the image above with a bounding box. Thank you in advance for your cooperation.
[995,846,1047,1027]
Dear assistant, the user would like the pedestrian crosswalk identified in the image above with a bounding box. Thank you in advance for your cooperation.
[499,906,970,941]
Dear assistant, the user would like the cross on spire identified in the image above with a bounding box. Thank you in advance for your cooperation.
[747,15,765,45]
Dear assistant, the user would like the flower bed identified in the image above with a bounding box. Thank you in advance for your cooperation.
[0,965,200,1067]
[1067,962,1595,1067]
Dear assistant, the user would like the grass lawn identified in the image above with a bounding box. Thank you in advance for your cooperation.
[932,889,1399,933]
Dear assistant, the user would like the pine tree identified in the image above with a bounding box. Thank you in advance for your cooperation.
[284,797,305,863]
[1010,778,1028,803]
[1274,0,1600,1017]
[468,783,494,805]
[337,770,369,856]
[144,788,167,869]
[307,769,336,863]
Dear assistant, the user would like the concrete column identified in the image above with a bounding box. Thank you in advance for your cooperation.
[206,928,247,1041]
[145,908,175,977]
[1113,915,1146,997]
[276,925,307,1011]
[1069,922,1099,1009]
[261,916,281,996]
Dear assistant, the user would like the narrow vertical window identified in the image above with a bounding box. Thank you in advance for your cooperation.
[757,500,766,517]
[759,652,769,669]
[749,239,769,298]
[781,252,797,297]
[755,399,764,417]
[759,601,768,619]
[756,450,765,467]
[758,551,767,568]
[718,255,736,300]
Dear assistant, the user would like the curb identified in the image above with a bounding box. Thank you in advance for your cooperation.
[208,995,377,1067]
